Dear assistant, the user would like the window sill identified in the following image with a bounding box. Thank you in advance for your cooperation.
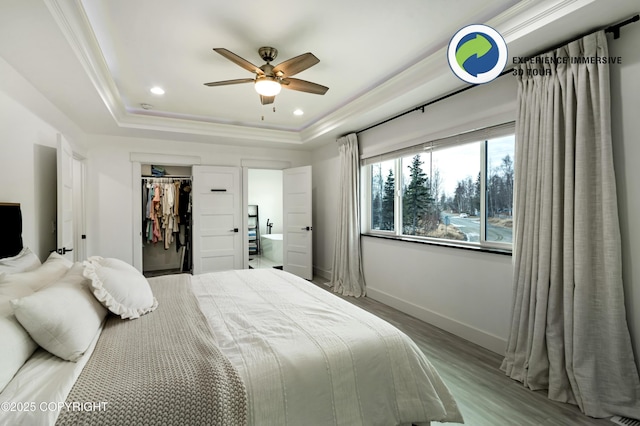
[361,233,512,256]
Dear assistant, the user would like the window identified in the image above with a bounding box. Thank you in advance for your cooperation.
[362,123,515,251]
[485,136,514,244]
[370,160,395,232]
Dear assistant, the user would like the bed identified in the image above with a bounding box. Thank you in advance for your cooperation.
[0,206,463,425]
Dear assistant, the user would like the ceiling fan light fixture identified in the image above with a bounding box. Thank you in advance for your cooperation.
[254,77,281,96]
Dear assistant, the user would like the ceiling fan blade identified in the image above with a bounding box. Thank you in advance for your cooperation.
[204,78,254,87]
[260,95,275,105]
[273,53,319,77]
[213,48,264,75]
[281,78,328,95]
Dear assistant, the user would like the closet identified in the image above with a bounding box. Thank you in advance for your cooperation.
[141,164,192,276]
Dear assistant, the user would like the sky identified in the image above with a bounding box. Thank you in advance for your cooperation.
[401,135,514,197]
[372,135,514,200]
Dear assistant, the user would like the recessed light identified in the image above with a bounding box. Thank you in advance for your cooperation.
[150,86,165,95]
[293,109,304,116]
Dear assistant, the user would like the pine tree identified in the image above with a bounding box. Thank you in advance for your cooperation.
[381,169,395,230]
[402,155,431,235]
[454,181,465,214]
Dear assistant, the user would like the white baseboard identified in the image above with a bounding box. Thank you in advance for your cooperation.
[366,287,507,355]
[313,266,332,282]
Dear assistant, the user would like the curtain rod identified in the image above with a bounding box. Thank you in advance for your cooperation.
[511,13,639,61]
[606,14,639,39]
[356,13,638,136]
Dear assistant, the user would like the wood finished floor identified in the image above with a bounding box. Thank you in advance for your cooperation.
[310,279,614,426]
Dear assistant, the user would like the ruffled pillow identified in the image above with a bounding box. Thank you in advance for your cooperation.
[11,262,108,362]
[83,256,158,319]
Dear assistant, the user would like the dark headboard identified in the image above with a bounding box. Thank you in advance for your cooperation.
[0,203,23,258]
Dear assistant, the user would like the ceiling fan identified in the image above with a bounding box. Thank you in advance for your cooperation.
[204,46,329,105]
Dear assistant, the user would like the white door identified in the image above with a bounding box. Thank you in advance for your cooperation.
[72,157,86,262]
[192,166,242,274]
[283,166,313,280]
[56,135,74,262]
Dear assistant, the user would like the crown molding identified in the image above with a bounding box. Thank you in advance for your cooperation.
[119,112,304,144]
[44,0,602,146]
[493,0,596,40]
[43,0,126,124]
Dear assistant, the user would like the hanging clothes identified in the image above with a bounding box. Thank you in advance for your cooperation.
[173,181,182,252]
[144,183,154,243]
[152,184,162,243]
[142,177,191,250]
[162,183,174,249]
[178,181,193,271]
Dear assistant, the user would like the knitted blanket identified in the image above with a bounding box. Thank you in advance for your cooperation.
[56,274,247,426]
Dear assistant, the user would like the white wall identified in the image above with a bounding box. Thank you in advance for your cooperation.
[248,169,283,236]
[311,140,340,280]
[362,237,512,351]
[609,22,640,370]
[0,90,57,261]
[85,135,311,264]
[358,75,517,159]
[0,56,86,262]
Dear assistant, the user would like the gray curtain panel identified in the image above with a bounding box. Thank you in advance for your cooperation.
[501,30,640,418]
[329,133,366,297]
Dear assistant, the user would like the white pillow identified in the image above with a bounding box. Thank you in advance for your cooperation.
[0,291,38,393]
[11,262,108,362]
[0,253,73,391]
[83,256,158,319]
[0,247,41,274]
[0,251,72,292]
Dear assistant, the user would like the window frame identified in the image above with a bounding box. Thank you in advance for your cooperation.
[366,159,398,235]
[361,122,515,253]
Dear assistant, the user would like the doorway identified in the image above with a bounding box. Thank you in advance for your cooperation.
[247,168,283,269]
[141,164,193,277]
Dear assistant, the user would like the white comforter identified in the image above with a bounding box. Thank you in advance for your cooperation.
[191,269,463,426]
